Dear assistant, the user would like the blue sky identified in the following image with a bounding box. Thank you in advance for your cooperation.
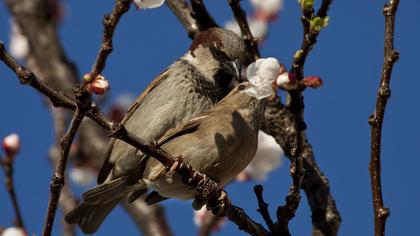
[1,0,419,235]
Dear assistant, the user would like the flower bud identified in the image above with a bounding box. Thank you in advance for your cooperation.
[86,75,110,95]
[2,133,20,156]
[302,76,323,88]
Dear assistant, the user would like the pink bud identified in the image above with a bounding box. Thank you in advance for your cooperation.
[87,75,110,95]
[302,76,323,88]
[2,133,20,156]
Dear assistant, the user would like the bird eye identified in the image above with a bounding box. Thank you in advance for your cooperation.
[237,84,246,90]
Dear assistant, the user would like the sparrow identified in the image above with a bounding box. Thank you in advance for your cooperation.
[66,28,246,233]
[66,81,275,233]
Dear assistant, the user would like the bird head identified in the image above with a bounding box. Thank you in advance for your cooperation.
[184,28,246,88]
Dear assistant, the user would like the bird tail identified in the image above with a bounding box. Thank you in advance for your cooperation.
[65,177,129,234]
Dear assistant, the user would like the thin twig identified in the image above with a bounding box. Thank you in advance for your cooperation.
[42,100,90,236]
[42,1,133,235]
[0,42,268,236]
[253,185,276,233]
[276,1,334,234]
[0,155,25,229]
[227,0,261,65]
[90,0,132,78]
[368,1,400,236]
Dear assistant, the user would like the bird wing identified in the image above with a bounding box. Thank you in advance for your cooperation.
[125,115,207,186]
[98,69,170,184]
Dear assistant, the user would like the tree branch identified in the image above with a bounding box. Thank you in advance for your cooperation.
[42,91,90,236]
[0,42,268,236]
[90,0,132,78]
[260,1,339,235]
[261,101,341,236]
[227,0,261,65]
[368,1,400,236]
[190,0,218,30]
[166,0,200,38]
[0,154,25,229]
[253,185,276,233]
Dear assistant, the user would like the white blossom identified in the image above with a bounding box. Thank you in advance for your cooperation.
[1,227,26,236]
[70,166,96,186]
[133,0,165,9]
[238,131,283,181]
[250,0,284,15]
[224,17,268,41]
[9,20,29,60]
[276,72,290,87]
[244,57,280,99]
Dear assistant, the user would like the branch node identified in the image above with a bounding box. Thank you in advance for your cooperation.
[50,174,65,189]
[378,207,390,219]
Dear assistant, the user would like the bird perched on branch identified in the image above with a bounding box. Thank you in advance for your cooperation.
[66,79,277,234]
[66,28,246,233]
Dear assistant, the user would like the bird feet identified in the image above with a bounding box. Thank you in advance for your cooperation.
[207,190,230,216]
[166,154,183,176]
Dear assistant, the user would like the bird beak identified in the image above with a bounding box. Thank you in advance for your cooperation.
[230,59,242,82]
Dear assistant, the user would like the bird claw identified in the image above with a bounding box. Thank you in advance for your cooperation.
[208,190,230,216]
[166,154,182,176]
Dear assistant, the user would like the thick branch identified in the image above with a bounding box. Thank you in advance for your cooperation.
[0,43,267,236]
[190,0,218,30]
[227,0,261,65]
[262,101,341,236]
[166,0,200,38]
[368,1,400,236]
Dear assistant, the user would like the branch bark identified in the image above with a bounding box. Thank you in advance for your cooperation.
[368,1,400,236]
[42,99,89,236]
[166,0,200,38]
[227,0,261,65]
[261,102,341,235]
